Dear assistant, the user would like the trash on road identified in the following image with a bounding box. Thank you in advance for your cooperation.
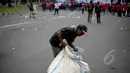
[24,16,28,18]
[12,48,15,51]
[22,28,24,30]
[34,28,37,30]
[120,28,124,30]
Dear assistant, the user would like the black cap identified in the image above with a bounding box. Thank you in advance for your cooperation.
[77,24,88,36]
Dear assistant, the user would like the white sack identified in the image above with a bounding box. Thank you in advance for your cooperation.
[47,45,90,73]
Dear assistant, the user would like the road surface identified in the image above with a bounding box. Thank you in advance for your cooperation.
[0,10,130,73]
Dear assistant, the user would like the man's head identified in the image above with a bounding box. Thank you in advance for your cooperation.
[76,24,88,36]
[90,0,93,4]
[97,1,100,5]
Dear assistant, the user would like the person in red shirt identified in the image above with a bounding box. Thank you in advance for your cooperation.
[111,4,116,15]
[84,3,88,10]
[122,4,128,16]
[106,3,109,13]
[49,2,53,12]
[102,3,106,15]
[42,2,46,11]
[61,3,65,9]
[127,4,130,16]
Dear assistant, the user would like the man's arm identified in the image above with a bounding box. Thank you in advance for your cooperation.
[68,42,75,48]
[57,31,66,48]
[68,42,77,52]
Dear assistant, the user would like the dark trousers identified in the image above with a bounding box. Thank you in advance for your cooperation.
[42,5,46,11]
[54,8,59,15]
[102,9,106,15]
[49,7,53,12]
[51,46,62,58]
[82,9,85,14]
[122,10,126,16]
[127,10,129,16]
[117,10,122,17]
[96,13,101,23]
[88,12,93,22]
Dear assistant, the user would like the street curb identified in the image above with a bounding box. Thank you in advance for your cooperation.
[0,12,16,16]
[0,10,28,16]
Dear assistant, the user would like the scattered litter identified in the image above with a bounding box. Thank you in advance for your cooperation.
[92,18,95,20]
[76,16,80,18]
[34,28,37,30]
[71,25,75,27]
[24,16,28,18]
[120,28,123,30]
[12,48,15,51]
[22,28,24,30]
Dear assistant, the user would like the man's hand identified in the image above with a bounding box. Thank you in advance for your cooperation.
[57,31,66,48]
[74,47,78,52]
[61,42,66,48]
[68,42,78,52]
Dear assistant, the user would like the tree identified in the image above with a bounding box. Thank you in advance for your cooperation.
[7,0,12,7]
[0,0,8,5]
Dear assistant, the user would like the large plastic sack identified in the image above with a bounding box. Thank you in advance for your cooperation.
[47,45,90,73]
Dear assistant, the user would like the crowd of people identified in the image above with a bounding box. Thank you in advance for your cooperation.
[41,1,130,16]
[27,1,130,23]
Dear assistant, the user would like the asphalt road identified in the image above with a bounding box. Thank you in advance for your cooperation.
[0,10,130,73]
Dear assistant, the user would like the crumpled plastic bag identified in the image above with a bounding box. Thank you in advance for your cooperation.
[47,45,90,73]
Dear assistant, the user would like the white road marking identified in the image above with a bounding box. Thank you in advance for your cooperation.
[104,49,116,65]
[68,11,76,18]
[57,16,66,18]
[76,16,80,18]
[52,16,66,19]
[0,22,31,29]
[52,17,57,19]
